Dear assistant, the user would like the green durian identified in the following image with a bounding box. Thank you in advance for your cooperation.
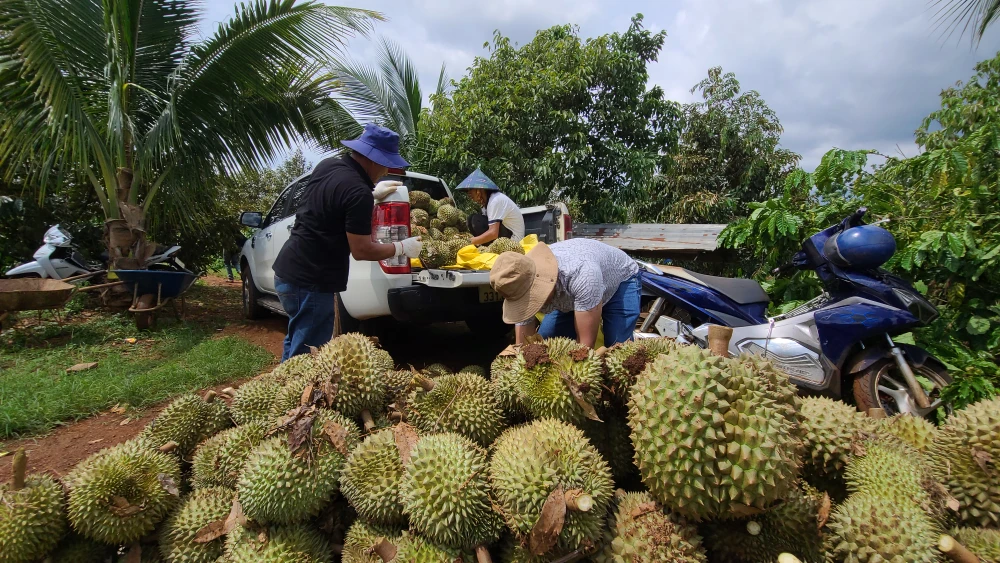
[310,333,387,419]
[385,369,414,414]
[580,405,640,489]
[487,237,523,255]
[593,490,706,563]
[511,338,603,424]
[445,236,470,261]
[430,219,444,233]
[437,204,461,227]
[263,353,316,386]
[442,227,459,238]
[798,397,869,498]
[411,208,430,228]
[489,354,524,417]
[424,363,452,377]
[845,439,934,507]
[342,520,403,563]
[458,365,486,377]
[44,533,111,563]
[159,486,233,563]
[224,522,331,563]
[409,190,431,211]
[66,442,182,545]
[419,240,451,269]
[372,348,395,374]
[231,378,281,425]
[490,418,613,554]
[824,493,939,563]
[138,394,228,457]
[951,527,1000,561]
[199,397,233,440]
[407,373,506,447]
[928,397,1000,528]
[602,337,675,402]
[700,484,826,563]
[438,197,454,207]
[457,211,469,231]
[428,199,440,217]
[340,427,407,527]
[881,414,938,452]
[238,410,360,525]
[400,433,502,549]
[0,452,67,563]
[192,420,270,490]
[627,346,803,520]
[390,532,477,563]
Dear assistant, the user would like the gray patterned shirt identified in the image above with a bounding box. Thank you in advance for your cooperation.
[519,239,638,324]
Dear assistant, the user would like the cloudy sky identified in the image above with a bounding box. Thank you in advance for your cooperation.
[200,0,1000,170]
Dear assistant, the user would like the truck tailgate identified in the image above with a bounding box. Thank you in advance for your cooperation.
[412,269,491,288]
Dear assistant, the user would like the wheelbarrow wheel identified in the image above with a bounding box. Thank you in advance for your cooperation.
[136,311,155,330]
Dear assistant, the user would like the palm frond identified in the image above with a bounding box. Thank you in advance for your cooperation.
[377,36,421,135]
[435,62,450,99]
[306,97,365,150]
[132,0,202,126]
[933,0,1000,43]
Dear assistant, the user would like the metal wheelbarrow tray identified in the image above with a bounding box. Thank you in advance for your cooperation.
[114,270,198,329]
[0,279,76,314]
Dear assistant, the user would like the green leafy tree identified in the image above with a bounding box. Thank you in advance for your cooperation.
[641,67,800,224]
[0,0,380,260]
[416,15,681,222]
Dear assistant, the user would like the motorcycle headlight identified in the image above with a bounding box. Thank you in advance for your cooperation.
[892,288,938,325]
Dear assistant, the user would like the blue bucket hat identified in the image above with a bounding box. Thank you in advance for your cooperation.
[341,123,410,169]
[455,167,500,192]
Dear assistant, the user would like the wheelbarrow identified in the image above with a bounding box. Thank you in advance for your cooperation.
[114,269,198,330]
[0,271,110,327]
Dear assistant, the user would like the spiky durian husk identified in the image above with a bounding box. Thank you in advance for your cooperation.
[490,355,525,418]
[400,433,502,548]
[700,484,826,563]
[490,418,613,554]
[262,353,316,386]
[406,373,506,447]
[845,439,937,512]
[223,522,331,563]
[420,240,451,269]
[928,397,1000,528]
[391,532,477,563]
[192,421,270,490]
[159,487,233,563]
[627,346,803,521]
[372,348,395,374]
[487,237,524,255]
[951,527,1000,561]
[0,473,67,562]
[580,404,640,489]
[511,338,603,423]
[199,399,232,440]
[137,394,219,457]
[66,442,182,545]
[385,369,413,416]
[458,365,486,377]
[430,220,444,234]
[880,414,938,452]
[342,520,403,563]
[592,490,706,563]
[310,333,387,418]
[798,397,869,496]
[445,236,469,261]
[603,338,675,402]
[409,190,431,211]
[45,533,110,563]
[424,363,451,377]
[411,208,430,228]
[237,410,360,525]
[825,493,939,563]
[340,428,407,527]
[438,204,461,228]
[231,378,281,426]
[428,199,440,217]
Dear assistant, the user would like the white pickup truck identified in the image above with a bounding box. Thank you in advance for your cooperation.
[238,168,572,337]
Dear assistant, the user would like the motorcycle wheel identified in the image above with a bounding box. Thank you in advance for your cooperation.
[852,359,951,420]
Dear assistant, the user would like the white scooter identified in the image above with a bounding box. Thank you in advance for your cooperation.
[5,225,100,279]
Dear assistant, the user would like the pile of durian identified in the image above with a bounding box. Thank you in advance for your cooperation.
[2,333,999,563]
[408,191,524,269]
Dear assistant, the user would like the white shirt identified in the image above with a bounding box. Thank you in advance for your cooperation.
[483,192,525,242]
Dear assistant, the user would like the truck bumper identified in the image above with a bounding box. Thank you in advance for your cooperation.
[387,285,502,324]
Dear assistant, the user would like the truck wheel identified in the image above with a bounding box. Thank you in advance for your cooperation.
[465,315,512,339]
[852,359,951,420]
[242,263,264,320]
[334,294,361,336]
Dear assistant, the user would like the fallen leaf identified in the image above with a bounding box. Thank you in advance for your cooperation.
[562,372,602,422]
[728,504,764,518]
[498,344,519,357]
[119,418,131,426]
[817,493,831,529]
[529,486,566,555]
[972,449,993,473]
[66,362,98,373]
[629,501,657,519]
[88,439,103,445]
[321,421,350,456]
[222,497,247,535]
[124,543,142,563]
[287,412,317,457]
[193,518,228,544]
[109,496,143,517]
[850,442,867,458]
[158,473,180,496]
[110,404,127,415]
[393,423,419,465]
[0,452,9,458]
[299,383,315,406]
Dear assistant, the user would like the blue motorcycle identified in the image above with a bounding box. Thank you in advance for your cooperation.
[636,208,950,420]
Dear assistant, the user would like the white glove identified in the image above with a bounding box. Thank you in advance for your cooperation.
[373,180,403,202]
[393,236,423,258]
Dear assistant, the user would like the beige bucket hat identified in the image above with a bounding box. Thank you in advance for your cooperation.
[489,242,559,324]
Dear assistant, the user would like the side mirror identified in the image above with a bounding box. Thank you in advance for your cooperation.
[240,211,263,228]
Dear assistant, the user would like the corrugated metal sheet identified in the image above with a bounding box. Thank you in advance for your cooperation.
[574,223,727,253]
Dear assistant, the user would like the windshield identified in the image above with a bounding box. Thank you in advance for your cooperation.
[43,225,71,246]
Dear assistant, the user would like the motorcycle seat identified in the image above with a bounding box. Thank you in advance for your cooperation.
[653,265,770,304]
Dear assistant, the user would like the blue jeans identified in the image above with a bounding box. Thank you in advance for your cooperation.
[538,273,641,346]
[275,276,336,362]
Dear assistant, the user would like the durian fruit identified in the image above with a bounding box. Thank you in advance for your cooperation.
[385,369,414,415]
[457,211,469,231]
[928,397,1000,528]
[138,393,230,457]
[458,365,485,377]
[511,338,603,424]
[438,204,461,227]
[267,374,311,420]
[627,346,803,520]
[159,486,233,563]
[400,433,503,549]
[238,410,360,525]
[489,355,523,417]
[487,237,523,255]
[230,378,281,425]
[442,226,459,238]
[412,225,430,239]
[593,490,706,563]
[429,227,443,240]
[490,418,614,554]
[438,196,454,207]
[262,352,315,385]
[390,531,477,563]
[66,442,182,545]
[445,236,469,261]
[430,218,444,232]
[311,333,388,420]
[700,484,826,563]
[580,406,640,489]
[603,338,675,402]
[224,522,332,563]
[424,363,452,377]
[824,493,939,563]
[419,240,451,269]
[199,395,233,440]
[428,199,440,217]
[0,451,67,563]
[340,427,407,527]
[411,208,430,228]
[950,527,1000,561]
[342,520,403,563]
[45,533,111,563]
[797,397,870,499]
[881,414,938,452]
[373,347,395,373]
[845,439,934,507]
[192,421,270,490]
[407,373,506,447]
[409,190,431,210]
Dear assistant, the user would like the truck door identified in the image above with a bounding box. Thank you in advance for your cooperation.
[252,187,293,293]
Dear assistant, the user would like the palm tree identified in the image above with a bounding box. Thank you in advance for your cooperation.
[935,0,1000,43]
[0,0,381,262]
[310,36,449,159]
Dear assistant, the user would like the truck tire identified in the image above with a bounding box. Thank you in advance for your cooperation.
[242,262,265,320]
[465,315,512,339]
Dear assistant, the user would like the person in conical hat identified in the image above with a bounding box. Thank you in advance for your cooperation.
[454,167,525,245]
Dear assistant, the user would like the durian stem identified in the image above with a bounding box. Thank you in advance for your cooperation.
[204,390,217,403]
[707,325,733,356]
[777,555,802,563]
[360,410,376,431]
[371,538,397,562]
[564,489,593,512]
[745,520,762,536]
[11,449,27,491]
[158,441,179,454]
[475,545,493,563]
[221,387,236,397]
[415,374,436,392]
[939,535,980,563]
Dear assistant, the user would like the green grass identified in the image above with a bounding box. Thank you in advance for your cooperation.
[0,314,273,439]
